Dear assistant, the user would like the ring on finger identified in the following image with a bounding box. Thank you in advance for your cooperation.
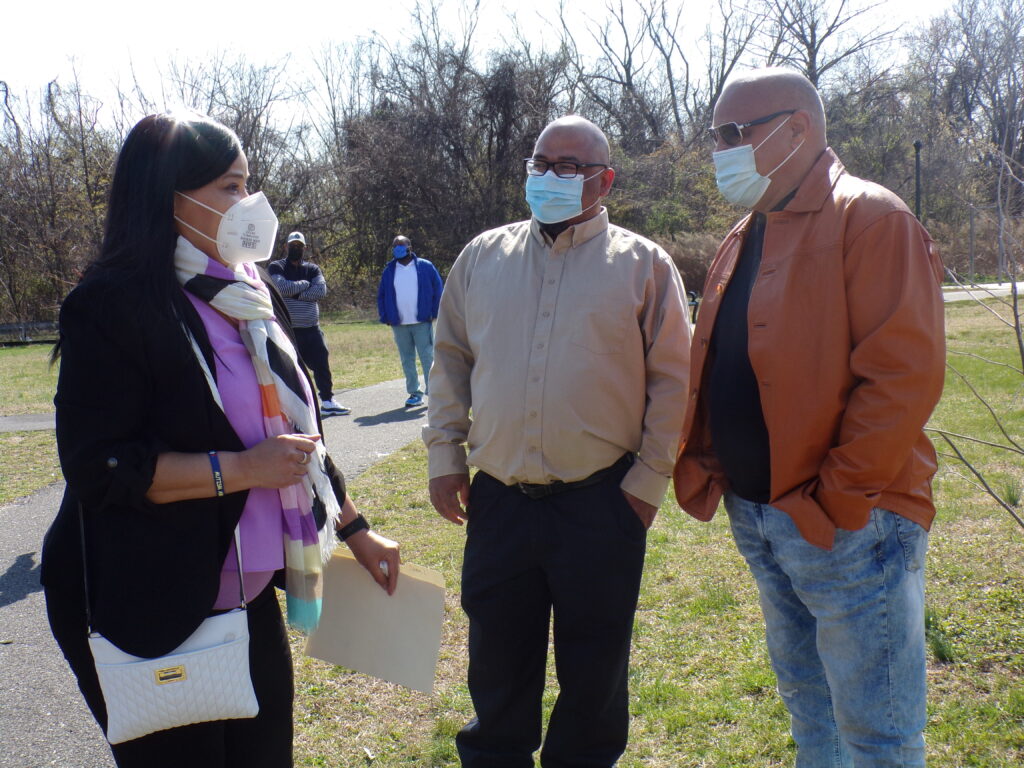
[299,452,310,465]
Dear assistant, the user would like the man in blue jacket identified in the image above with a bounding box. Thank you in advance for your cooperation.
[377,235,444,407]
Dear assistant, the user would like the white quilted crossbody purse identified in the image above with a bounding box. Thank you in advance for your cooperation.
[80,506,260,744]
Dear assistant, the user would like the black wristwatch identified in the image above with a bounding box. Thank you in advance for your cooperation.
[336,514,370,542]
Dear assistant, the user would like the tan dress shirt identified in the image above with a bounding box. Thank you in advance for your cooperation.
[424,210,691,507]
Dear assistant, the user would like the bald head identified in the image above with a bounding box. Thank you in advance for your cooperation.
[534,116,611,166]
[711,68,828,212]
[718,68,827,143]
[528,115,616,228]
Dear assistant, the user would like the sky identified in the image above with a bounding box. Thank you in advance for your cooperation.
[2,0,955,109]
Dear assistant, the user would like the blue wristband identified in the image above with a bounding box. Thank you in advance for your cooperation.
[208,451,225,497]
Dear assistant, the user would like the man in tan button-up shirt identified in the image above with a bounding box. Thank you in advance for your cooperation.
[425,116,691,768]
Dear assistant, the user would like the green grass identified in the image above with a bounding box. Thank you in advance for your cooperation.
[0,344,58,416]
[0,320,400,417]
[282,299,1024,767]
[3,301,1022,765]
[0,320,402,504]
[0,431,61,505]
[290,437,1022,766]
[319,320,404,391]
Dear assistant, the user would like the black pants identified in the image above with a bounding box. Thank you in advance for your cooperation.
[456,462,648,768]
[293,326,333,402]
[45,582,294,768]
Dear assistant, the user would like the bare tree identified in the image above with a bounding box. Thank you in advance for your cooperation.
[760,0,894,86]
[0,77,117,323]
[696,0,764,130]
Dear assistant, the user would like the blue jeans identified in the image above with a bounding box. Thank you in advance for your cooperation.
[391,321,433,396]
[724,492,928,768]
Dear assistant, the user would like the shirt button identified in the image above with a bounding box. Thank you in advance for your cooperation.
[530,411,538,417]
[536,343,545,349]
[542,311,551,317]
[690,390,697,400]
[106,457,119,469]
[532,376,540,383]
[548,279,555,284]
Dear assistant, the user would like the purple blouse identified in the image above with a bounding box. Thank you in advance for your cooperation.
[184,261,291,609]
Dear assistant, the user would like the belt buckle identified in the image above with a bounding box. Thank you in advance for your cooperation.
[517,482,540,499]
[517,482,555,500]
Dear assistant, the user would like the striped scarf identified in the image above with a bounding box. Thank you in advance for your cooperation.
[174,236,339,632]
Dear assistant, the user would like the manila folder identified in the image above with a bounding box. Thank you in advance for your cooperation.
[305,549,446,694]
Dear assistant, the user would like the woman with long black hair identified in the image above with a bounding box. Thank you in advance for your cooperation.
[41,112,400,767]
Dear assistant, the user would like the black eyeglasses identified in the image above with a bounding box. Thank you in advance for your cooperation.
[525,158,609,179]
[707,109,797,147]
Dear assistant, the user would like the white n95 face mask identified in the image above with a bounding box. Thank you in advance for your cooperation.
[712,115,803,208]
[174,191,279,265]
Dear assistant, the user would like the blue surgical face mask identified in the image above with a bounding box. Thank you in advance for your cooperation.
[392,245,409,259]
[524,171,603,224]
[712,115,803,208]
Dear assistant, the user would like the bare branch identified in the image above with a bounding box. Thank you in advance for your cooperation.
[945,362,1024,452]
[925,428,1024,455]
[759,0,895,86]
[935,460,989,495]
[946,348,1024,374]
[935,432,1024,530]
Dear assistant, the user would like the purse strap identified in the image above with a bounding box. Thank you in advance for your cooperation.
[78,502,247,635]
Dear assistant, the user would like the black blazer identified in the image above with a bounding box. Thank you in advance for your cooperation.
[40,268,346,658]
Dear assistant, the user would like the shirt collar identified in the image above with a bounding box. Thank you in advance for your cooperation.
[529,208,610,248]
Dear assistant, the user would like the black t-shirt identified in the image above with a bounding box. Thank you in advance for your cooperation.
[708,213,771,503]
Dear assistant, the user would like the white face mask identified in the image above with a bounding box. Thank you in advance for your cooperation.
[712,115,804,208]
[174,191,279,265]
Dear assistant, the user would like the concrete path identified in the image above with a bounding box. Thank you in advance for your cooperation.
[0,379,427,768]
[0,415,55,434]
[942,280,1024,303]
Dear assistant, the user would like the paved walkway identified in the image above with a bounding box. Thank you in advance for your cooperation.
[0,379,427,768]
[0,414,55,433]
[942,280,1024,303]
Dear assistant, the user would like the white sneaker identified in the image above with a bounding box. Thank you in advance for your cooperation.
[321,399,351,416]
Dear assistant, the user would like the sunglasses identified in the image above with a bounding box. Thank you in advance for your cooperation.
[707,109,797,147]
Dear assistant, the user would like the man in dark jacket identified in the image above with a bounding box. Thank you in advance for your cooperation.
[268,231,349,416]
[376,235,443,407]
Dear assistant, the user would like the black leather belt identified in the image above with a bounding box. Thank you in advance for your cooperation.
[514,453,635,500]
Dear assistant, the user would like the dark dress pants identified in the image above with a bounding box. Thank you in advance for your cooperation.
[292,325,333,402]
[456,462,648,768]
[45,582,294,768]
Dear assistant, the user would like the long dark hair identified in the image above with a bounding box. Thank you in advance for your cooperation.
[52,113,241,360]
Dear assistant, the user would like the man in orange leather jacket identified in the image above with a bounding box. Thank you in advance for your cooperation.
[674,68,944,767]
